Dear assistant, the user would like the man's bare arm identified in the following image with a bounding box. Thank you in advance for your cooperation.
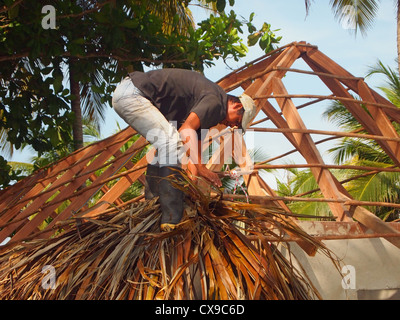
[179,112,222,187]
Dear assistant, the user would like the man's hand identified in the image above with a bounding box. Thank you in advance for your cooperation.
[195,164,222,187]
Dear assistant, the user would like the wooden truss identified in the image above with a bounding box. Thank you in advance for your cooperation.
[1,41,400,254]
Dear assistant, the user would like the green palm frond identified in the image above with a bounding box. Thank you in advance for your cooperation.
[328,139,391,164]
[304,0,381,36]
[289,198,330,218]
[366,60,400,107]
[82,117,102,143]
[343,159,400,200]
[341,159,400,220]
[286,179,324,216]
[304,0,314,16]
[322,99,366,131]
[80,59,119,129]
[0,101,14,158]
[7,161,35,176]
[330,0,380,36]
[276,168,332,217]
[128,0,197,35]
[0,127,13,159]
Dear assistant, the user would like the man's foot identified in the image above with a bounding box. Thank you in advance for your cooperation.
[159,166,184,227]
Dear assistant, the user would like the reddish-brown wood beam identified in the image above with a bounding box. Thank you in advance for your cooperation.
[352,206,400,249]
[244,45,303,98]
[217,42,299,91]
[253,163,400,174]
[370,90,400,123]
[0,154,91,243]
[231,130,261,196]
[246,221,400,241]
[218,54,279,92]
[4,129,138,242]
[302,46,400,124]
[216,46,321,255]
[357,80,400,164]
[80,148,155,219]
[300,47,400,247]
[207,125,318,256]
[224,193,400,210]
[254,94,399,112]
[0,169,47,213]
[302,46,360,92]
[0,169,54,231]
[251,127,400,143]
[302,45,400,122]
[40,137,150,233]
[272,77,353,222]
[0,127,135,219]
[302,54,400,167]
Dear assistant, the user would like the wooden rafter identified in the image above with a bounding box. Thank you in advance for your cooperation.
[1,41,400,251]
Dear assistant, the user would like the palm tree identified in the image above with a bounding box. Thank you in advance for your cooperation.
[304,0,400,74]
[68,1,216,151]
[275,60,400,221]
[276,167,324,217]
[0,113,12,159]
[325,60,400,161]
[323,61,400,220]
[30,117,102,169]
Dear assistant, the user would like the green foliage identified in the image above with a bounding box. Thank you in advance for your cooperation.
[0,155,29,188]
[0,0,282,188]
[366,60,400,107]
[306,61,400,220]
[304,0,381,36]
[275,167,332,217]
[275,60,400,220]
[247,22,282,53]
[0,156,13,188]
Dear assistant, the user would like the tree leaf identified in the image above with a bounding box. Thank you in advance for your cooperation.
[216,0,226,12]
[247,32,261,47]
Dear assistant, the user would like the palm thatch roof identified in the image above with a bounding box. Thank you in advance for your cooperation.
[0,175,337,300]
[2,41,400,300]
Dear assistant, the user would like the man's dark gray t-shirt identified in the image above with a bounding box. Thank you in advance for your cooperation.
[128,69,227,131]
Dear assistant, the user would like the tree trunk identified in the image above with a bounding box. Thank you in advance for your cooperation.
[69,59,84,151]
[397,0,400,75]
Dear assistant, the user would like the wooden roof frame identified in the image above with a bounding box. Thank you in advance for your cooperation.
[1,41,400,254]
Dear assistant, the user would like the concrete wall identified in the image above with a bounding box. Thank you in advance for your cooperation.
[280,222,400,300]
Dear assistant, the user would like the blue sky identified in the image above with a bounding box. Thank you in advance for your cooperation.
[10,1,398,185]
[207,1,396,186]
[198,0,397,80]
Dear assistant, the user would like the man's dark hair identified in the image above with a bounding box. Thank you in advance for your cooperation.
[227,94,244,115]
[227,94,241,104]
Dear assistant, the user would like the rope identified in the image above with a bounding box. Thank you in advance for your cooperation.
[225,166,249,203]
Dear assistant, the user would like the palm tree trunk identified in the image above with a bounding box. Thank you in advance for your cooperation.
[69,58,84,151]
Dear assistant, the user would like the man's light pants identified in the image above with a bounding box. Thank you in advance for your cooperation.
[112,77,185,227]
[112,77,184,167]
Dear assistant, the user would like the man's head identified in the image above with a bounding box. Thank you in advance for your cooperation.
[222,94,257,133]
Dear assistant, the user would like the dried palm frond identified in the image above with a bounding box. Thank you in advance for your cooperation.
[0,173,340,300]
